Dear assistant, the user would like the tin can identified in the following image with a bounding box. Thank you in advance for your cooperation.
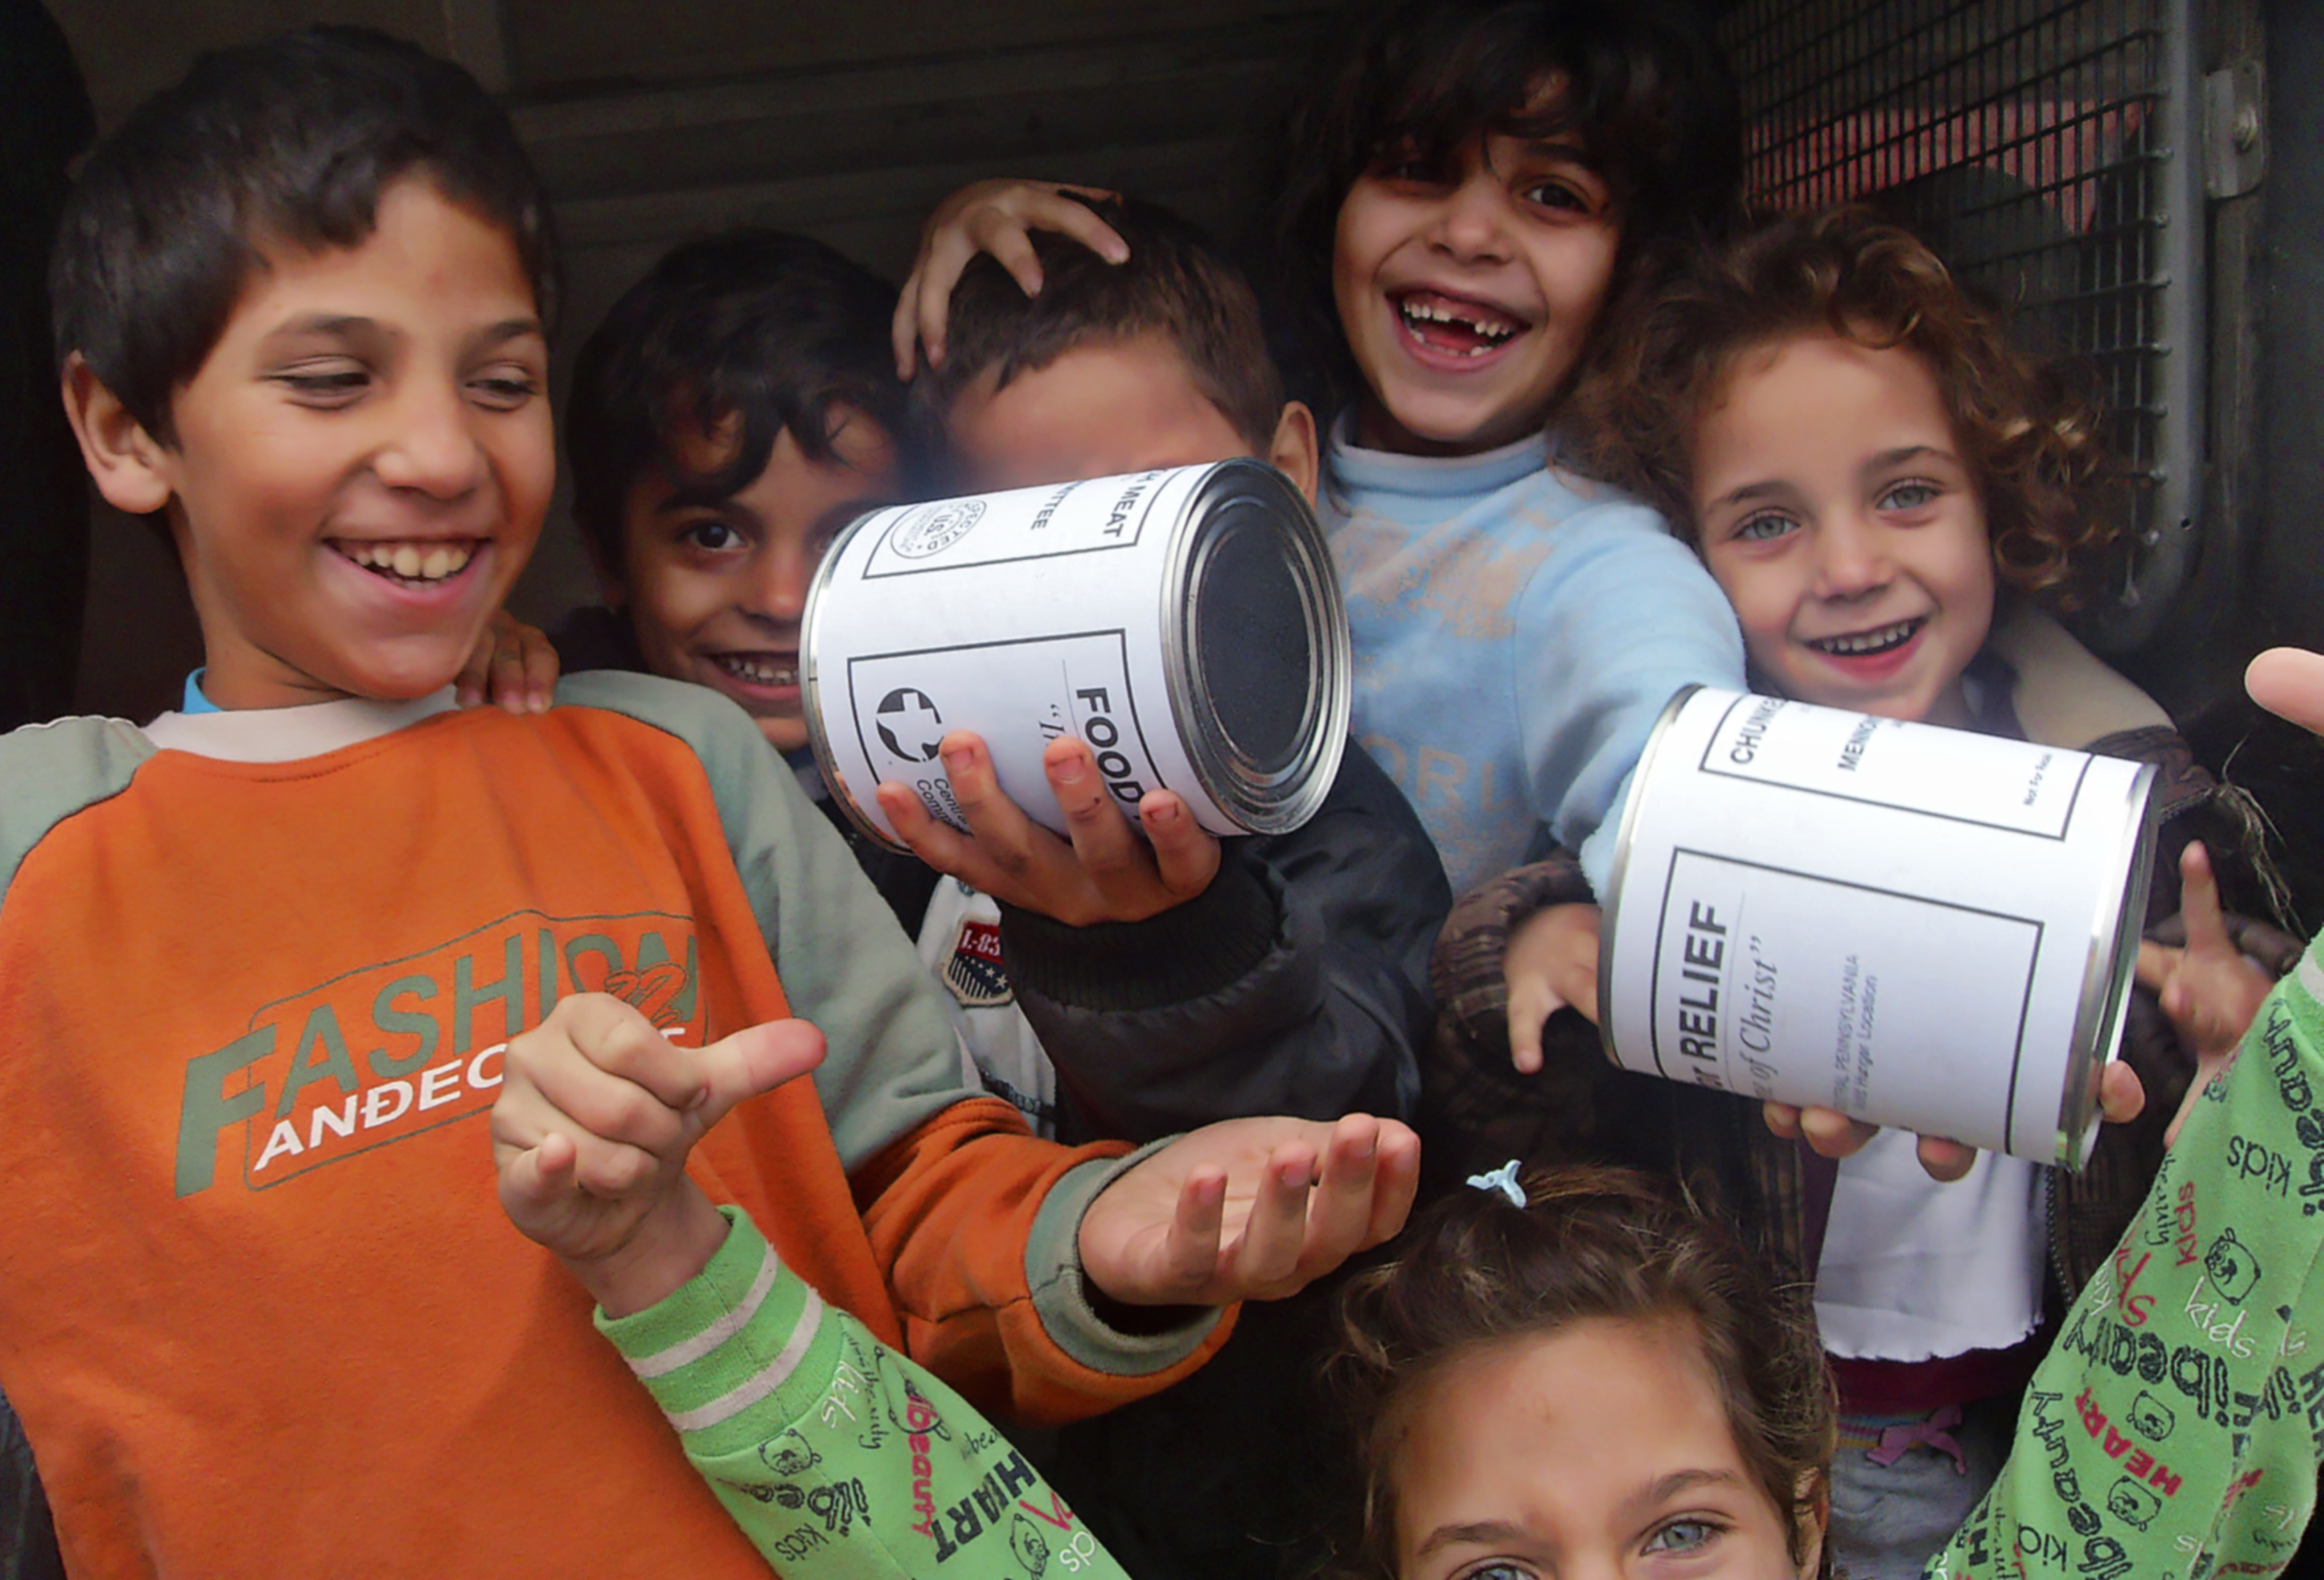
[1596,686,2158,1167]
[802,460,1350,850]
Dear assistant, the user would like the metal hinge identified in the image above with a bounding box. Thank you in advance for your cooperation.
[2203,59,2267,200]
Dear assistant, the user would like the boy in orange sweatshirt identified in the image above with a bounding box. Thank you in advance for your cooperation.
[0,28,1414,1578]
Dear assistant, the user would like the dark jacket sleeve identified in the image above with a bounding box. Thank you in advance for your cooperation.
[997,741,1448,1141]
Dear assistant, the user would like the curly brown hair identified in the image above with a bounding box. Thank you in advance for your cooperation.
[1571,208,2118,604]
[1319,1165,1834,1579]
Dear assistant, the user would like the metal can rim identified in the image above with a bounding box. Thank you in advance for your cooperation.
[2050,757,2161,1166]
[800,504,913,853]
[1160,457,1352,835]
[1595,683,1707,1072]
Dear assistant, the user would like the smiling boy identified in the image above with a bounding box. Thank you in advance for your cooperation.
[0,30,1415,1577]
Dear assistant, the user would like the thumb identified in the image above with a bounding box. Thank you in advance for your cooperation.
[692,1019,827,1129]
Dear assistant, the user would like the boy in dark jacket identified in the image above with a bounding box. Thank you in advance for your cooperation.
[559,215,1447,1147]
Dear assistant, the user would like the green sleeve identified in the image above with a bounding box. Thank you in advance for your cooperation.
[1929,940,2324,1579]
[600,1208,1137,1579]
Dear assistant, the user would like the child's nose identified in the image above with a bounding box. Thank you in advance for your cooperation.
[1814,516,1894,598]
[1429,173,1515,262]
[375,385,488,498]
[743,544,811,622]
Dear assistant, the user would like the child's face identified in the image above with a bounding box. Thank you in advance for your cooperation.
[1333,125,1619,456]
[1393,1317,1814,1580]
[1692,333,1996,729]
[114,178,552,708]
[611,409,903,751]
[945,332,1317,500]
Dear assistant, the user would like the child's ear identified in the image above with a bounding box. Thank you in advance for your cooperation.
[1268,401,1321,507]
[60,353,175,517]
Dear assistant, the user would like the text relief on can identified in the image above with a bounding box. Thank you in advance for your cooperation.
[1596,687,2157,1167]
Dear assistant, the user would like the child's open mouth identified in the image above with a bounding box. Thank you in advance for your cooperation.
[335,539,482,588]
[711,652,798,690]
[1392,290,1527,358]
[1806,616,1925,658]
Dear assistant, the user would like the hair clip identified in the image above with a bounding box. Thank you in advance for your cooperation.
[1466,1159,1525,1208]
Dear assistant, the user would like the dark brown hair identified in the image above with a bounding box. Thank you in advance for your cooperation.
[917,194,1285,458]
[52,26,556,446]
[1571,207,2117,603]
[1322,1166,1833,1579]
[565,229,907,575]
[1272,0,1742,420]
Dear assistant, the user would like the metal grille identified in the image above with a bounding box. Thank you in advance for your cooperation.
[1718,0,2202,641]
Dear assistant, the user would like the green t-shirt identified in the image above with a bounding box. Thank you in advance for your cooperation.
[1933,937,2324,1579]
[600,1207,1132,1579]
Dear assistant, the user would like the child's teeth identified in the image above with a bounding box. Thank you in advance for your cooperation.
[344,541,474,581]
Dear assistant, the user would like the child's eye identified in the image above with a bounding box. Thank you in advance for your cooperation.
[1879,480,1943,512]
[273,363,371,405]
[1643,1517,1725,1554]
[469,371,541,411]
[1729,511,1799,543]
[1521,180,1591,215]
[1456,1563,1538,1580]
[676,519,747,553]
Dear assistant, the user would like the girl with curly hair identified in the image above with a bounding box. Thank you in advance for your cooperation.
[1418,208,2298,1580]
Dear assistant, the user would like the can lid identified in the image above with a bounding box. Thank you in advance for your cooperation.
[1168,460,1350,834]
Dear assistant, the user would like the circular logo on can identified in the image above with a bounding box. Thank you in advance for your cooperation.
[888,499,985,559]
[875,687,945,760]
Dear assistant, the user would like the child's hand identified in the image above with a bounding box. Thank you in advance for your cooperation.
[454,609,557,714]
[1761,1061,2148,1182]
[492,994,826,1316]
[2138,842,2275,1144]
[876,730,1221,925]
[2247,645,2324,737]
[1078,1113,1420,1307]
[892,178,1129,376]
[1504,902,1601,1071]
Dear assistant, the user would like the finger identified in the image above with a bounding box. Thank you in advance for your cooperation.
[553,994,713,1111]
[971,214,1046,300]
[1505,977,1564,1074]
[1149,1168,1228,1300]
[1762,1100,1806,1140]
[522,626,559,713]
[945,733,1082,897]
[691,1019,827,1132]
[520,1038,692,1158]
[1139,794,1223,899]
[1032,192,1132,264]
[2098,1061,2148,1124]
[2135,939,2184,992]
[1226,1144,1319,1294]
[1046,738,1155,896]
[913,230,978,372]
[1915,1136,1978,1182]
[498,1129,579,1214]
[1362,1122,1423,1246]
[1296,1116,1384,1272]
[489,632,530,715]
[2177,842,2229,955]
[892,270,926,378]
[1798,1106,1878,1159]
[2246,647,2324,738]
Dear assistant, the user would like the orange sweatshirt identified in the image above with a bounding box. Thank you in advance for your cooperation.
[0,673,1226,1579]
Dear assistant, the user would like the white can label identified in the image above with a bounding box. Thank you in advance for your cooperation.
[1601,688,2154,1164]
[840,631,1168,834]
